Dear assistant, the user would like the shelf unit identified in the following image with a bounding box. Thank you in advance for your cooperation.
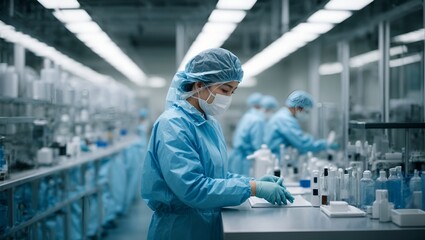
[0,136,139,240]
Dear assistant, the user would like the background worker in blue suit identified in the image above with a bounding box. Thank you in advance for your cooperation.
[229,92,265,176]
[141,48,293,240]
[264,90,338,157]
[260,95,279,120]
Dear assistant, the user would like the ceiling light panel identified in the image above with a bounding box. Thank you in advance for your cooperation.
[216,0,257,10]
[307,9,352,24]
[292,22,334,34]
[393,28,425,43]
[53,10,91,23]
[325,0,374,10]
[65,21,101,34]
[208,9,247,23]
[37,0,80,9]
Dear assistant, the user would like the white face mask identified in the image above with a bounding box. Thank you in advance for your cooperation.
[197,85,232,116]
[295,110,309,122]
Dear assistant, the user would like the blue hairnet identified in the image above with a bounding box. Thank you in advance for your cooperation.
[246,92,263,107]
[165,48,244,109]
[285,90,314,109]
[261,95,279,110]
[139,108,148,118]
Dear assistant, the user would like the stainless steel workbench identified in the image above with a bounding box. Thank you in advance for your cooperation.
[222,198,425,240]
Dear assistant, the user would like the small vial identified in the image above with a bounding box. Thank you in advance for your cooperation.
[321,168,329,205]
[273,155,281,177]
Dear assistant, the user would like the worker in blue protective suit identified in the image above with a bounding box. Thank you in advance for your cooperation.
[228,92,265,176]
[264,90,338,157]
[260,95,279,120]
[137,108,149,150]
[141,48,294,240]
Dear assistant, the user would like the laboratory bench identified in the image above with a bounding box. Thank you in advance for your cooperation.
[222,197,425,240]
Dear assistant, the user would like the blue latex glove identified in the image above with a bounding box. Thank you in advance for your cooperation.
[328,142,339,150]
[259,175,280,183]
[256,181,291,205]
[276,178,295,202]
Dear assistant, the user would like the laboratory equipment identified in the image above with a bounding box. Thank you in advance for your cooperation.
[272,155,281,177]
[360,170,375,210]
[409,169,422,209]
[391,209,425,227]
[320,168,329,205]
[388,168,402,209]
[320,201,366,217]
[311,170,320,207]
[349,121,425,177]
[375,170,388,190]
[377,190,391,222]
[247,144,273,179]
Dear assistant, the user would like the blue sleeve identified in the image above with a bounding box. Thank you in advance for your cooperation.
[249,118,265,151]
[155,118,251,209]
[277,118,327,154]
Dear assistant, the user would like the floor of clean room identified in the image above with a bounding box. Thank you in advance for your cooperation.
[106,200,152,240]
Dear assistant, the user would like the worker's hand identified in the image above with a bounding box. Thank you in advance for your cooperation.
[255,181,293,205]
[259,175,280,183]
[328,142,339,150]
[260,175,287,189]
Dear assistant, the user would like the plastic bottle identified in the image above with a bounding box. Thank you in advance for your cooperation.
[387,168,402,209]
[395,166,406,208]
[328,168,337,202]
[375,170,388,190]
[311,170,320,207]
[378,190,391,222]
[360,170,375,210]
[341,169,350,202]
[247,144,273,178]
[409,169,422,209]
[350,167,360,207]
[320,168,329,205]
[336,168,343,201]
[372,189,382,219]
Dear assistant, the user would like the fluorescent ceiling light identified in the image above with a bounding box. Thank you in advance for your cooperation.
[53,10,91,23]
[37,0,80,9]
[239,77,257,87]
[0,22,107,84]
[319,63,343,75]
[65,21,102,34]
[148,76,167,88]
[307,9,352,24]
[390,54,422,68]
[202,22,237,34]
[292,22,334,34]
[350,45,407,68]
[325,0,374,11]
[285,31,319,43]
[216,0,257,10]
[393,28,425,43]
[76,32,111,45]
[319,45,409,74]
[208,9,246,23]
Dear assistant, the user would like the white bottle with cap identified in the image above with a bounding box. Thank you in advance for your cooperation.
[378,190,391,222]
[372,189,382,219]
[311,170,320,207]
